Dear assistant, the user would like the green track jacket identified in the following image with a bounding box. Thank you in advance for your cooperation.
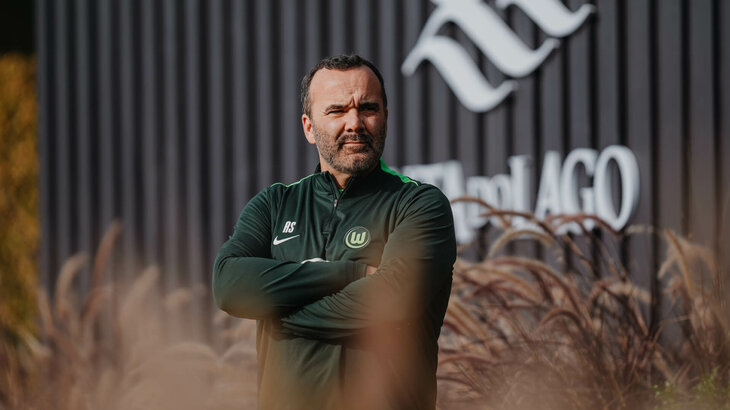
[213,159,456,410]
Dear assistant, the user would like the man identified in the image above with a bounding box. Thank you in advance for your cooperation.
[213,55,456,410]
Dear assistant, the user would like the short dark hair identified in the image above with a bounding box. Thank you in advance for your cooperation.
[300,54,388,117]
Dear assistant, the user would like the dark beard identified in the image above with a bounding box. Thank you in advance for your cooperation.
[314,127,385,176]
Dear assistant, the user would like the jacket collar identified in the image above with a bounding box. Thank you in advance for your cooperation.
[312,159,388,198]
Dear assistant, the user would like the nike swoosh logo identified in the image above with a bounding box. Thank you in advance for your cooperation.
[272,235,300,245]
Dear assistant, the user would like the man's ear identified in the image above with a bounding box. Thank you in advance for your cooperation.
[302,114,316,145]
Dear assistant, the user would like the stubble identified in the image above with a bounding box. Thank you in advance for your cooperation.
[312,124,386,176]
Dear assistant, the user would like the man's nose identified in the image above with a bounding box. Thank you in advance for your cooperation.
[344,109,365,133]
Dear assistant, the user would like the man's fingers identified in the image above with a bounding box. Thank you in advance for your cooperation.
[365,265,378,275]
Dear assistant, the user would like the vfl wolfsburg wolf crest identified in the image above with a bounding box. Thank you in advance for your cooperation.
[345,226,371,249]
[402,0,595,112]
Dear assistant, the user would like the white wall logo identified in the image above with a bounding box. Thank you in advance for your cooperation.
[402,145,640,244]
[402,0,595,112]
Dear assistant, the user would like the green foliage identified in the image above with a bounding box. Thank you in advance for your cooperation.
[653,370,730,410]
[653,381,680,410]
[0,53,39,406]
[692,369,730,409]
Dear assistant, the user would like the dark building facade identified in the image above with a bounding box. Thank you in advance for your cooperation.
[36,0,729,322]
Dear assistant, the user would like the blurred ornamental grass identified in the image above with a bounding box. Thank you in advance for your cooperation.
[24,222,259,410]
[436,200,730,410]
[6,205,728,409]
[0,53,40,408]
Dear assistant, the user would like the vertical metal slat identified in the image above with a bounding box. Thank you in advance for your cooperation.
[280,0,302,184]
[231,0,252,210]
[119,0,138,280]
[162,0,181,293]
[688,0,717,248]
[207,0,226,264]
[36,0,53,291]
[141,0,159,266]
[184,0,204,288]
[75,0,92,295]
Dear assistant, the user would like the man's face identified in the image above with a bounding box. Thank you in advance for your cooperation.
[302,67,387,177]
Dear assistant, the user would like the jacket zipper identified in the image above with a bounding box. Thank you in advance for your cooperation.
[320,174,354,259]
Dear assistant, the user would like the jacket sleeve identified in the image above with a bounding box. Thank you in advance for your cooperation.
[278,186,456,340]
[212,188,366,320]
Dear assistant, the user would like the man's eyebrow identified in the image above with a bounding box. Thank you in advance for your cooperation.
[359,101,380,110]
[322,101,380,113]
[323,103,348,112]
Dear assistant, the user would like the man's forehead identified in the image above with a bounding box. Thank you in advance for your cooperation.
[309,67,382,105]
